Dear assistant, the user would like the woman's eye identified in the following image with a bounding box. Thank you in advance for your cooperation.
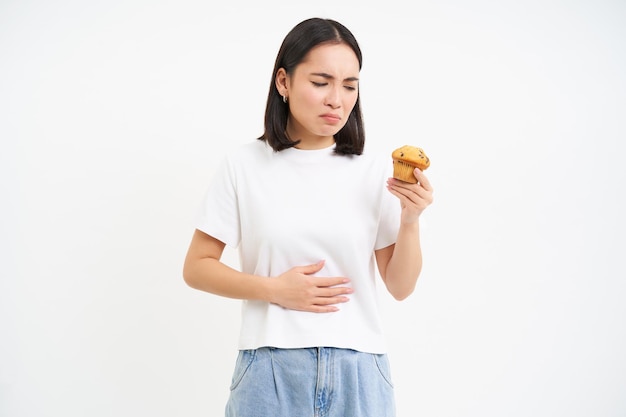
[344,85,357,91]
[312,81,327,87]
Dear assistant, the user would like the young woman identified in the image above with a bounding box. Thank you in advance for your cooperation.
[183,17,433,417]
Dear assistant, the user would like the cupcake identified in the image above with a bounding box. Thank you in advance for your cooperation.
[392,145,430,183]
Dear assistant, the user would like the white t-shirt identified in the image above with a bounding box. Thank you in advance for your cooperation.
[196,140,401,353]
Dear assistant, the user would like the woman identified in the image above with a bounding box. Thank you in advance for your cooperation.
[183,17,433,417]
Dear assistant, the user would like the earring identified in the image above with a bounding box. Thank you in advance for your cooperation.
[282,95,287,104]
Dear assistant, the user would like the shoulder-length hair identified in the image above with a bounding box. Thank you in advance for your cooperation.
[258,18,365,155]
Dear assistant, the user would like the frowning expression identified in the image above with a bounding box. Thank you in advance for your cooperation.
[276,43,360,149]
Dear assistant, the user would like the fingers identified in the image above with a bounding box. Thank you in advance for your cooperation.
[412,168,433,192]
[297,260,326,275]
[275,262,352,313]
[387,170,434,203]
[281,286,352,313]
[308,304,343,313]
[293,262,351,287]
[386,172,433,223]
[314,276,351,287]
[307,292,352,313]
[306,280,353,312]
[309,297,350,313]
[387,170,432,193]
[387,181,431,206]
[316,284,353,298]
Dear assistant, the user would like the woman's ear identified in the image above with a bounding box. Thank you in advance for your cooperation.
[275,68,288,96]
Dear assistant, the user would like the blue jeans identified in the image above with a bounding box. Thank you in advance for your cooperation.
[225,347,396,417]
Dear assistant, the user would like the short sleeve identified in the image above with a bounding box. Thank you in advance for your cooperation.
[374,163,401,250]
[195,155,241,248]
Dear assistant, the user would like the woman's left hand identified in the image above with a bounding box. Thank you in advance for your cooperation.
[386,168,434,224]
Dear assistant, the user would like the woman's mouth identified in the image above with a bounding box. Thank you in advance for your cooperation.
[320,114,341,124]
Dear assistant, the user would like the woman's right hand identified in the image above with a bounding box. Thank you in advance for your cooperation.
[184,231,352,313]
[270,260,353,313]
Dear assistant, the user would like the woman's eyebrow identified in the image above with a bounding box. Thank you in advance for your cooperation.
[310,72,359,82]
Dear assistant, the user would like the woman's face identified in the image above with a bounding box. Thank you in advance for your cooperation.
[277,43,360,149]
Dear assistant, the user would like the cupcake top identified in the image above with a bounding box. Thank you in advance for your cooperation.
[392,145,430,170]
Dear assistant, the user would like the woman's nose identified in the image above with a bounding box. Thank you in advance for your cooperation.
[324,87,341,108]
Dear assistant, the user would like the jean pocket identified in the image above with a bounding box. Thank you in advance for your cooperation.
[373,353,395,388]
[229,349,257,391]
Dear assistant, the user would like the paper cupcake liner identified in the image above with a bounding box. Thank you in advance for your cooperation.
[393,160,418,183]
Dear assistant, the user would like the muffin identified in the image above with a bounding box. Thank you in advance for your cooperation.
[391,145,430,183]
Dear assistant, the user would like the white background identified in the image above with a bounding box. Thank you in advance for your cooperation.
[1,0,625,416]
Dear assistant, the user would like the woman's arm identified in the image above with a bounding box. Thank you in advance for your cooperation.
[183,229,353,312]
[375,168,434,300]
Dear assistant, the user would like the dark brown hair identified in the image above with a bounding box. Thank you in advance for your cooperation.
[258,18,365,155]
